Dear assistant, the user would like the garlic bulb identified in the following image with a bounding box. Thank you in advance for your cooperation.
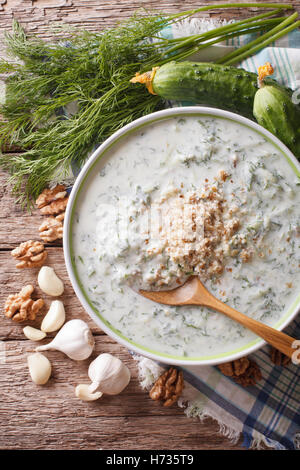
[27,352,51,385]
[38,266,64,296]
[75,384,102,402]
[36,319,94,360]
[88,353,130,395]
[41,300,65,333]
[23,326,46,341]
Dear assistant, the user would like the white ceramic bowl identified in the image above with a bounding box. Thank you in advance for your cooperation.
[63,106,300,366]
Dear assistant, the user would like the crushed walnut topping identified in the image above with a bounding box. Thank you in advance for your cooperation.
[219,170,229,182]
[149,367,184,406]
[142,174,248,287]
[11,240,47,268]
[4,285,44,322]
[239,248,253,263]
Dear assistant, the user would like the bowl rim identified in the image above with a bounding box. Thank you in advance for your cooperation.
[63,106,300,366]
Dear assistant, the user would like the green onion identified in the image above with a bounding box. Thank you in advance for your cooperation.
[158,8,284,57]
[157,18,284,65]
[223,20,300,65]
[219,11,299,65]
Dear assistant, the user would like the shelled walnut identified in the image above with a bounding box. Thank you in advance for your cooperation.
[36,185,68,242]
[218,357,262,387]
[270,347,291,367]
[149,367,184,406]
[4,285,44,322]
[36,184,68,216]
[11,240,47,268]
[39,215,64,242]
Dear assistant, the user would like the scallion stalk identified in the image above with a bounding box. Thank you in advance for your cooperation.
[157,19,284,65]
[218,11,298,64]
[161,8,283,56]
[167,3,292,23]
[221,14,299,65]
[164,9,280,55]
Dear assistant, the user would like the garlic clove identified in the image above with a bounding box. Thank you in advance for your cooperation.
[41,300,65,333]
[38,266,64,297]
[36,319,94,360]
[75,384,103,402]
[27,352,51,385]
[23,326,46,341]
[88,353,131,395]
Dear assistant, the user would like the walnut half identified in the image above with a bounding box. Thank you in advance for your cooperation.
[36,185,68,216]
[4,285,44,322]
[218,357,262,387]
[39,214,64,243]
[149,367,184,406]
[36,185,68,242]
[11,240,47,269]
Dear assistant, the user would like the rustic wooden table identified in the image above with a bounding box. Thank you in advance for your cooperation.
[0,0,299,451]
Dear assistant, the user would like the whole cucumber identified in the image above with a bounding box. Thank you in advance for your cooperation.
[131,61,299,156]
[151,62,283,119]
[253,85,300,159]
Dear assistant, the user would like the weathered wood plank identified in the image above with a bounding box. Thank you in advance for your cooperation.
[0,338,244,449]
[0,357,241,451]
[0,172,53,248]
[0,336,176,418]
[0,1,299,49]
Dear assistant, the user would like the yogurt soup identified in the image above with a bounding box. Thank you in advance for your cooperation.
[72,114,300,358]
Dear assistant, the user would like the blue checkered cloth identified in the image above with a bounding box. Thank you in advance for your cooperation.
[177,319,300,450]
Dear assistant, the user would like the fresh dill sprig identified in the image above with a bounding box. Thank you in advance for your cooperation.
[0,13,168,205]
[0,5,295,207]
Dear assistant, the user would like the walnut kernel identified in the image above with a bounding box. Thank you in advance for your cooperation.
[4,285,44,322]
[39,216,64,243]
[270,347,291,367]
[11,240,47,268]
[149,367,184,406]
[218,357,261,387]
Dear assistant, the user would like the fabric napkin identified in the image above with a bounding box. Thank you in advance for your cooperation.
[133,20,300,451]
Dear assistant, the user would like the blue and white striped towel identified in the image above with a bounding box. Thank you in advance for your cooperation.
[135,22,300,451]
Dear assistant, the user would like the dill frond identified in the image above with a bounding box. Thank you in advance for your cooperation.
[0,13,168,206]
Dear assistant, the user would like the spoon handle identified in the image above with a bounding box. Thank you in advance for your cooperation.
[207,297,296,359]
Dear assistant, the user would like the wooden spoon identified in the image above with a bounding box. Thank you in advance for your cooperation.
[139,276,297,358]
